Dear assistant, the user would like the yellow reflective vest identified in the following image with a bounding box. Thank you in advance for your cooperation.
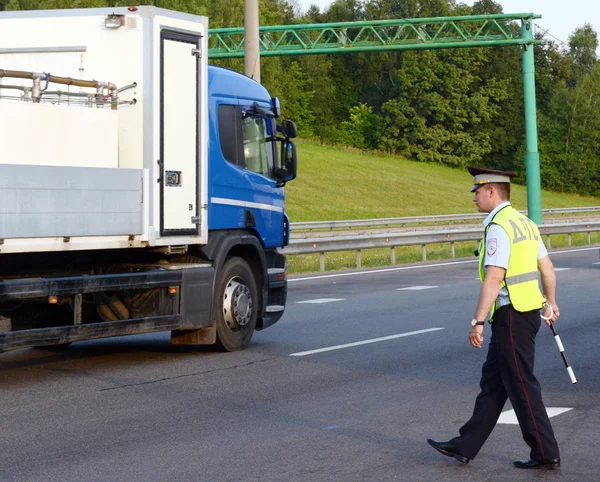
[478,205,546,315]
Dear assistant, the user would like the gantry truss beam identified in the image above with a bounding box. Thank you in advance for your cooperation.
[208,13,541,58]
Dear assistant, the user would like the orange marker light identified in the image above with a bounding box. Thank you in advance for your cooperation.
[168,286,178,294]
[48,295,58,304]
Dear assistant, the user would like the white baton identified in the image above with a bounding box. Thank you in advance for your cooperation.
[542,305,577,384]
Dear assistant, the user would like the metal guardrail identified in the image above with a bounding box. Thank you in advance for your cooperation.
[283,221,600,272]
[290,207,600,231]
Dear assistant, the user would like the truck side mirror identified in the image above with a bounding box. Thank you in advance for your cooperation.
[278,119,297,139]
[275,139,297,187]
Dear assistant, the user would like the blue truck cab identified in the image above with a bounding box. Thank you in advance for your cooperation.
[195,65,298,349]
[208,65,295,249]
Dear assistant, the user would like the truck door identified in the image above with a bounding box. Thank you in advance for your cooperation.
[159,30,200,235]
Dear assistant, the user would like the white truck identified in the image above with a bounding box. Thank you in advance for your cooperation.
[0,6,298,352]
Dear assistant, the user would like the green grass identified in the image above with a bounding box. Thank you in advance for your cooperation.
[285,140,600,274]
[286,140,600,222]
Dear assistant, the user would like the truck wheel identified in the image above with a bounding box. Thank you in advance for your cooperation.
[215,257,258,351]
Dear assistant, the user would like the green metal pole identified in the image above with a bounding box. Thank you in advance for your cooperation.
[521,20,542,224]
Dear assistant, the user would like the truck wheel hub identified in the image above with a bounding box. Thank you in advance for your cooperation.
[223,279,252,329]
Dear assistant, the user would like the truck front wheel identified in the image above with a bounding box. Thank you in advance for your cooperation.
[215,257,258,351]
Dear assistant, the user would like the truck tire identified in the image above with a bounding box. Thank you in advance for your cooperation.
[214,257,258,351]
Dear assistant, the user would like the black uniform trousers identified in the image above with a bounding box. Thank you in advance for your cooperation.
[450,304,560,461]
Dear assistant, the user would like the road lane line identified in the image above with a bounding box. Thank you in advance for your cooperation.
[550,246,600,255]
[296,298,345,304]
[290,260,477,282]
[554,268,571,271]
[289,246,600,283]
[397,286,439,291]
[289,327,445,357]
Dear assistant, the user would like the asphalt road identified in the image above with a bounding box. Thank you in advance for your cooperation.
[1,246,598,482]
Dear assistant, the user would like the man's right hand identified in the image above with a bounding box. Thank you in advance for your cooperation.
[542,303,560,327]
[469,326,484,348]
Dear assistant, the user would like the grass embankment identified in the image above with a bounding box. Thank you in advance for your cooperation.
[285,140,600,274]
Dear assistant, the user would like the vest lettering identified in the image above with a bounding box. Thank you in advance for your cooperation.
[518,217,539,241]
[509,219,526,243]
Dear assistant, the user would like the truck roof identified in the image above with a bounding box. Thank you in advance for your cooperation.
[208,65,271,104]
[0,6,202,23]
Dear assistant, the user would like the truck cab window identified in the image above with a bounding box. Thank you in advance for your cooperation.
[218,104,275,178]
[242,116,274,177]
[218,104,244,167]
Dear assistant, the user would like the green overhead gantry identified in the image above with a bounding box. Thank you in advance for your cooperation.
[208,14,544,223]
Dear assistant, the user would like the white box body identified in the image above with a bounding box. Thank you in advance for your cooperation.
[0,7,209,253]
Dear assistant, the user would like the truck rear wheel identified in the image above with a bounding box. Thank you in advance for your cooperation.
[215,257,258,351]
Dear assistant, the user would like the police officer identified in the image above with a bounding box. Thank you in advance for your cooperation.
[427,167,561,470]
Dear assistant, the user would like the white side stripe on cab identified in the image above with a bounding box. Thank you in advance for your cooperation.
[211,197,284,213]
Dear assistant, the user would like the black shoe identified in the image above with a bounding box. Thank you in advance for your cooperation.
[513,458,560,470]
[427,439,470,464]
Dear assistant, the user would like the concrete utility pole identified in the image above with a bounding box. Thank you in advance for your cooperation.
[244,0,260,83]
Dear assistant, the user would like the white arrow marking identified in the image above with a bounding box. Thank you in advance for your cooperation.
[497,407,573,424]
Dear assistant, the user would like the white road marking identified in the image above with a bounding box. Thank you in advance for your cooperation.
[397,286,439,291]
[497,407,573,424]
[290,260,477,282]
[289,246,600,283]
[289,328,445,357]
[296,298,345,304]
[593,262,600,265]
[554,268,571,271]
[550,246,600,255]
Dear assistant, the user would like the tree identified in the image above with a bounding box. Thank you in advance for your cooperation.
[568,24,598,83]
[380,47,506,167]
[334,103,382,149]
[539,61,600,195]
[262,60,316,136]
[470,0,502,15]
[324,0,364,22]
